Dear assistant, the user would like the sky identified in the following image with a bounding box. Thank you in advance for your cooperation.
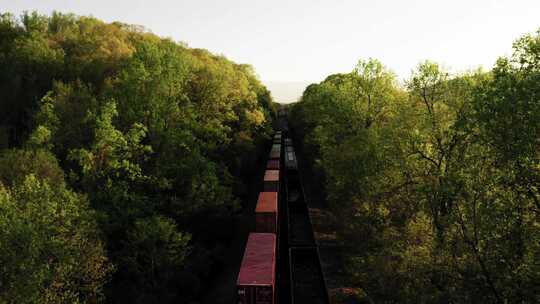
[1,0,539,102]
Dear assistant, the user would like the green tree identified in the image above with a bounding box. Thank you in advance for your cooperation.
[0,11,275,302]
[0,175,112,304]
[291,30,540,302]
[122,216,190,302]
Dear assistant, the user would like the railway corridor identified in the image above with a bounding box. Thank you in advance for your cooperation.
[236,112,330,304]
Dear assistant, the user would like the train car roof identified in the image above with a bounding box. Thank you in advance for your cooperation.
[256,192,278,213]
[269,149,280,159]
[285,151,297,164]
[266,159,280,170]
[237,233,276,286]
[264,170,280,182]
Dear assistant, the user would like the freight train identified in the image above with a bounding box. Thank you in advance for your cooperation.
[236,111,330,304]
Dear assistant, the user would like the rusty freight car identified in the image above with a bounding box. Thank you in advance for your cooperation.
[255,192,278,234]
[237,233,276,304]
[263,170,280,192]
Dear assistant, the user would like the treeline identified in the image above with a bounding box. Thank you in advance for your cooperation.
[0,12,275,303]
[290,31,540,303]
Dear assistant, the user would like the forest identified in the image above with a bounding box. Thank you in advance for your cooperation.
[1,9,539,304]
[289,30,540,303]
[0,11,276,303]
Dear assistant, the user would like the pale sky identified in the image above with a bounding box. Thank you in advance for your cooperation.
[1,0,539,101]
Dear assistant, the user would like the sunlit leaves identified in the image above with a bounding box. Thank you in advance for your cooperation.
[69,101,152,197]
[0,11,275,303]
[0,175,112,304]
[352,58,397,128]
[291,30,540,302]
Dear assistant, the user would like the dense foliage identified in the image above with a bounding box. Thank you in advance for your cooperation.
[290,31,540,303]
[0,11,275,303]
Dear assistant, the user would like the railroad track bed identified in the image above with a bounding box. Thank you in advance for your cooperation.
[288,205,315,247]
[290,247,330,304]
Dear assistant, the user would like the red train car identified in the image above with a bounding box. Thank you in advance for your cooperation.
[263,170,280,192]
[266,159,280,170]
[271,144,281,156]
[255,192,278,233]
[237,233,276,304]
[269,150,280,159]
[270,141,281,159]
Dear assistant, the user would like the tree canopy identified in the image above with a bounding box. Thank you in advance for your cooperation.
[0,11,276,303]
[290,34,540,302]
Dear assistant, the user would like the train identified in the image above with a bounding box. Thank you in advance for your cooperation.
[236,111,330,304]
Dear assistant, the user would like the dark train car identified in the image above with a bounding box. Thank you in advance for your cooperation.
[288,200,316,247]
[283,143,303,204]
[284,138,293,147]
[285,171,304,205]
[281,126,289,137]
[263,170,280,192]
[285,149,298,171]
[283,142,313,247]
[255,192,278,234]
[237,233,276,304]
[289,247,330,304]
[266,159,280,170]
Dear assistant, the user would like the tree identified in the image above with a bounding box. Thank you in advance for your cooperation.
[291,32,540,301]
[0,148,64,187]
[121,216,190,302]
[0,175,112,304]
[0,11,275,303]
[351,58,397,128]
